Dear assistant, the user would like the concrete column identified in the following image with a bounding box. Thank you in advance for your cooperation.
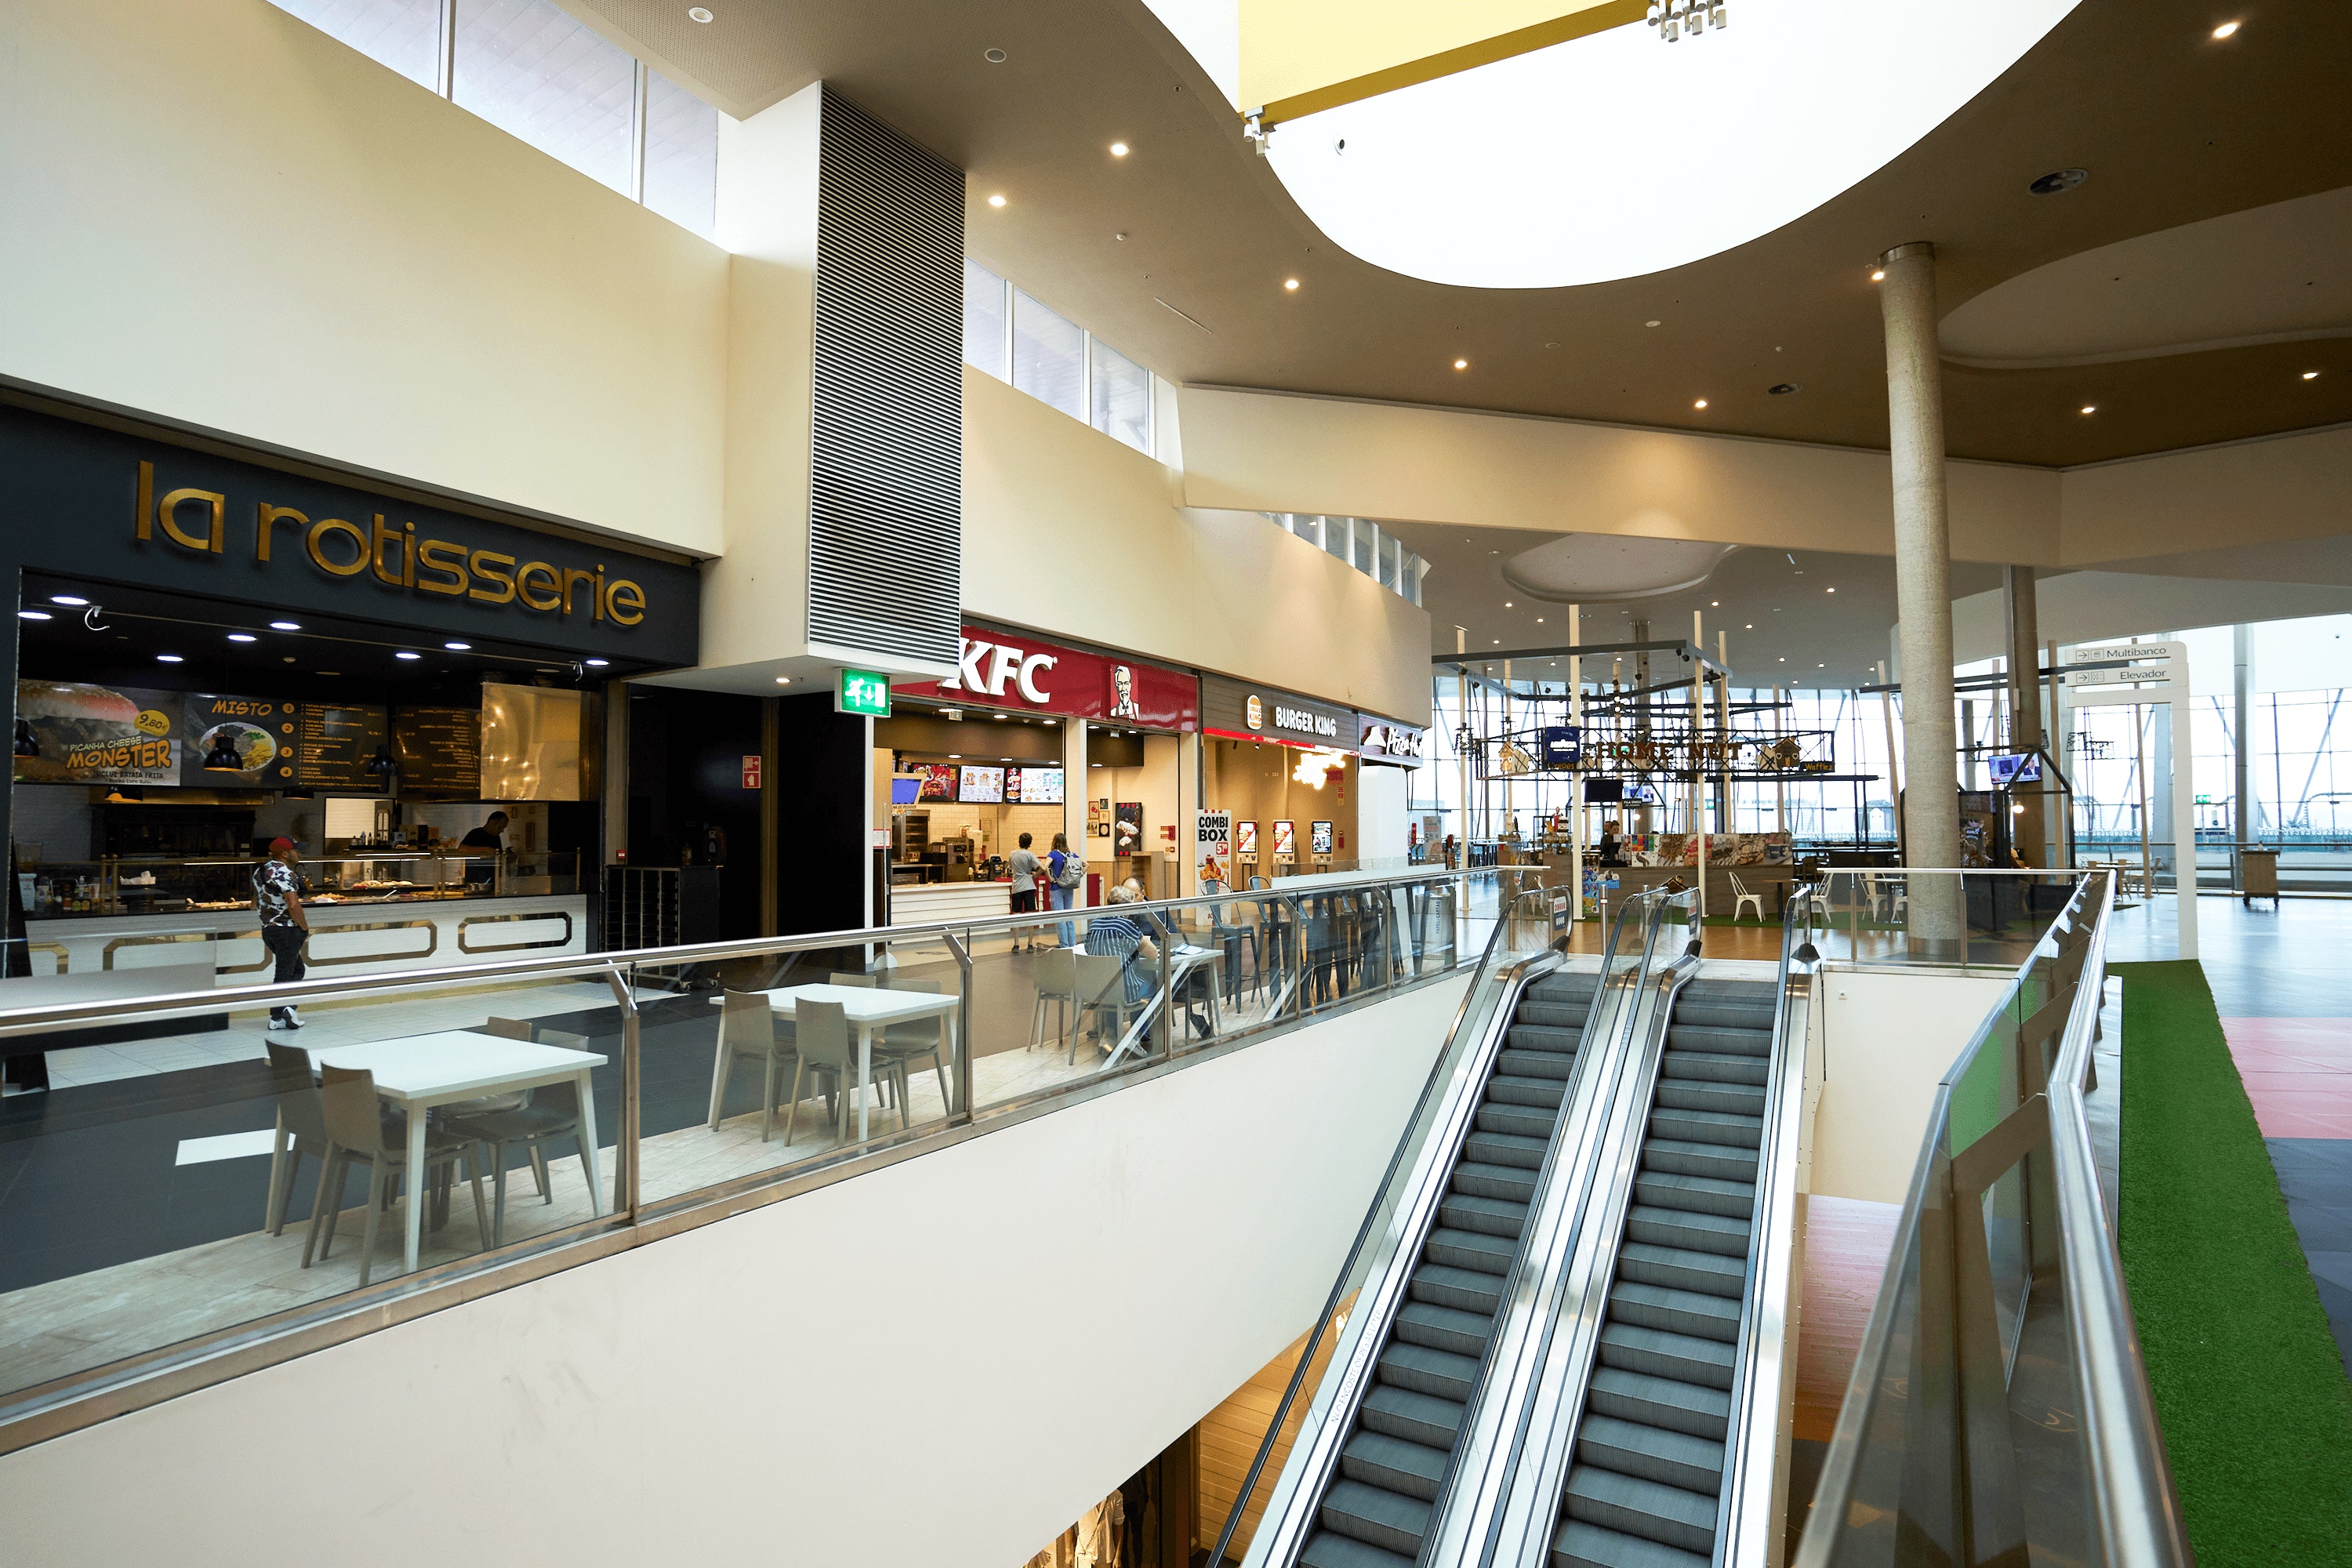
[2003,566,2045,866]
[1879,241,1964,951]
[2234,622,2255,858]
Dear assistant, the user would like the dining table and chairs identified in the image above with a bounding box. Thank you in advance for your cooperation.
[706,979,961,1142]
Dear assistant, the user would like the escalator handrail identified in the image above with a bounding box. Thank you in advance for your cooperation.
[1205,883,1642,1568]
[1713,884,1820,1566]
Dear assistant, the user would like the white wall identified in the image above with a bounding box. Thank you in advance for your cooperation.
[1356,763,1413,864]
[1949,572,2352,665]
[0,0,730,556]
[1805,967,2015,1205]
[0,977,1467,1567]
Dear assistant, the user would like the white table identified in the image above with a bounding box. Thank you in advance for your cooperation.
[708,983,960,1141]
[1085,945,1225,1069]
[291,1031,608,1276]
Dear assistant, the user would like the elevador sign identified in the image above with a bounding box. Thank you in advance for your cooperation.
[0,406,700,668]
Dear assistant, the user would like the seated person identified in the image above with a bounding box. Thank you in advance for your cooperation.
[1081,881,1161,1040]
[1596,818,1626,866]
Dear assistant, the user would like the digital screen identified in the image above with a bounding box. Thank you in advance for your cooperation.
[959,765,1006,803]
[1272,820,1296,857]
[1016,767,1064,804]
[1310,821,1334,855]
[916,764,958,800]
[1987,752,2043,786]
[1623,782,1661,804]
[891,776,921,806]
[1583,777,1624,804]
[1237,821,1258,855]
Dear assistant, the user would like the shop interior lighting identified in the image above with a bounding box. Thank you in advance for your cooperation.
[774,676,791,684]
[395,651,422,660]
[17,610,50,621]
[2079,405,2096,415]
[227,633,256,643]
[1454,358,1469,370]
[2212,19,2239,38]
[1284,278,1300,291]
[688,6,714,21]
[202,731,245,771]
[1693,398,1708,409]
[987,194,1007,208]
[1871,269,1885,281]
[444,641,470,651]
[584,659,610,668]
[49,595,88,607]
[2304,371,2321,380]
[270,620,300,630]
[158,654,183,663]
[1109,143,1129,158]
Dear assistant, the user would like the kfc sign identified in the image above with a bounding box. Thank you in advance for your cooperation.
[895,625,1199,731]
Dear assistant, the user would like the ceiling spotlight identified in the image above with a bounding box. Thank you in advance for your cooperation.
[394,651,421,660]
[1826,586,1835,593]
[158,654,183,663]
[49,595,88,607]
[584,658,611,668]
[1504,601,1514,608]
[1711,601,1719,607]
[444,641,471,651]
[227,633,257,643]
[2030,168,2089,196]
[984,46,1007,62]
[1109,142,1130,158]
[1646,319,1662,328]
[17,610,51,621]
[688,5,713,20]
[2211,19,2239,37]
[270,620,301,631]
[1745,623,1754,629]
[775,675,792,684]
[1284,278,1300,291]
[1454,358,1469,370]
[2080,405,2097,415]
[1870,269,1885,281]
[987,194,1006,208]
[1693,398,1708,409]
[2303,370,2321,380]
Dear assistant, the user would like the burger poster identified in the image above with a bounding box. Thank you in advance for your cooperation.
[14,682,180,785]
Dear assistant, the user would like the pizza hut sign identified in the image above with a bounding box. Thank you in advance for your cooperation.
[895,626,1200,731]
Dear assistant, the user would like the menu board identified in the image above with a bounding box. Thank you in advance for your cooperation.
[958,765,1005,803]
[13,681,180,786]
[1012,767,1064,804]
[297,703,390,790]
[182,694,298,786]
[392,707,481,796]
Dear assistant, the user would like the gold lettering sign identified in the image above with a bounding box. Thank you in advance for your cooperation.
[130,457,652,634]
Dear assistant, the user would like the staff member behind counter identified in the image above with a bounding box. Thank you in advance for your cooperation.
[459,811,510,887]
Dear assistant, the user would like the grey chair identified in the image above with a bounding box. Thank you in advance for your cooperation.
[708,989,823,1142]
[1070,953,1131,1065]
[263,1041,331,1235]
[786,997,908,1144]
[872,978,952,1115]
[1030,948,1076,1052]
[829,971,877,989]
[441,1018,591,1247]
[304,1065,488,1287]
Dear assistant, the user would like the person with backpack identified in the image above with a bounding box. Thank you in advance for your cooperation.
[1047,831,1085,947]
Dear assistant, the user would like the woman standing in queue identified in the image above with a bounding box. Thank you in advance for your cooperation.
[1047,831,1084,949]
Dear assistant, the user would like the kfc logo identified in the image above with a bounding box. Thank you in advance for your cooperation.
[942,637,1056,703]
[1110,665,1141,719]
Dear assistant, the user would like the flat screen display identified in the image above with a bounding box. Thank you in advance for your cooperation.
[1310,821,1334,855]
[1237,821,1258,855]
[959,765,1006,803]
[1583,777,1624,804]
[1272,820,1296,857]
[916,764,957,801]
[891,776,921,806]
[1015,767,1064,804]
[1987,752,2043,786]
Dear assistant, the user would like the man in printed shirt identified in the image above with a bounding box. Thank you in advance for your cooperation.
[254,836,310,1030]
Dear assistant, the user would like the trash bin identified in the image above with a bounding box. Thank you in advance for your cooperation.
[2241,848,2280,909]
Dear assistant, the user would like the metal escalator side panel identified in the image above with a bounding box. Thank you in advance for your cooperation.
[1419,895,1689,1568]
[1239,949,1560,1568]
[1481,905,1708,1567]
[1715,887,1820,1568]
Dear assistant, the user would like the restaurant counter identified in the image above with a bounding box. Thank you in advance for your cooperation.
[23,893,586,980]
[887,880,1014,929]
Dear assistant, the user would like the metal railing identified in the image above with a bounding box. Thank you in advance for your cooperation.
[1794,869,2188,1567]
[0,866,1501,1454]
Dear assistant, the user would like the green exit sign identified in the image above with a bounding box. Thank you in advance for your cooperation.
[836,668,891,717]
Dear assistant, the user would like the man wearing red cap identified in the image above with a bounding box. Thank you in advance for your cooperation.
[254,837,310,1030]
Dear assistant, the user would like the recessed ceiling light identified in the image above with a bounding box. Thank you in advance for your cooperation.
[1826,586,1835,593]
[17,610,51,621]
[987,194,1007,209]
[949,754,962,760]
[2303,370,2321,380]
[49,595,87,607]
[2211,19,2239,37]
[270,620,301,631]
[1454,358,1469,370]
[394,651,421,660]
[2030,168,2089,196]
[1493,639,1501,644]
[158,654,183,663]
[1504,601,1513,608]
[775,675,792,684]
[227,633,257,643]
[318,670,340,676]
[688,5,713,21]
[1711,601,1719,607]
[2079,405,2096,415]
[1536,617,1544,622]
[584,658,610,668]
[984,47,1006,62]
[1745,623,1754,630]
[1109,142,1129,157]
[1646,319,1661,328]
[1870,268,1886,281]
[444,641,471,651]
[1769,383,1800,396]
[1693,399,1708,410]
[1284,278,1300,291]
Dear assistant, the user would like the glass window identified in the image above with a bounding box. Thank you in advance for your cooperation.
[1379,532,1401,590]
[1402,553,1423,605]
[964,260,1008,379]
[1013,290,1085,420]
[1353,521,1376,576]
[1091,339,1152,453]
[641,69,717,236]
[1324,516,1352,564]
[267,0,441,89]
[454,0,637,194]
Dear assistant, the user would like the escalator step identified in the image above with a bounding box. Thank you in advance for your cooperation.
[1528,973,1600,1003]
[1587,1367,1731,1440]
[1409,1262,1506,1317]
[1341,1429,1451,1501]
[1465,1130,1552,1171]
[1489,1073,1570,1109]
[1509,1022,1584,1054]
[1655,1080,1766,1118]
[1452,1159,1540,1204]
[1379,1341,1483,1403]
[1597,1321,1737,1392]
[1394,1300,1495,1358]
[1626,1203,1753,1259]
[1438,1190,1530,1239]
[1648,1106,1764,1150]
[1563,1465,1718,1555]
[1500,1047,1581,1081]
[1608,1280,1743,1344]
[1361,1383,1465,1448]
[1552,1517,1710,1568]
[1632,1169,1755,1221]
[1660,1049,1769,1087]
[1576,1414,1726,1495]
[1515,999,1590,1029]
[1477,1102,1559,1141]
[1666,1023,1773,1056]
[1303,1530,1417,1568]
[1425,1225,1519,1276]
[1639,1137,1760,1183]
[1619,1241,1746,1298]
[1319,1479,1431,1559]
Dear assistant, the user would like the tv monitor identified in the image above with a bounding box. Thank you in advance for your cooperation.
[1272,820,1297,858]
[1310,821,1334,855]
[958,765,1005,803]
[1583,777,1624,804]
[1987,752,2043,786]
[890,776,920,806]
[1017,766,1064,804]
[1237,821,1258,855]
[916,764,957,801]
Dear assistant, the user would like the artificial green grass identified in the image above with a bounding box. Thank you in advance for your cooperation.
[2115,960,2352,1566]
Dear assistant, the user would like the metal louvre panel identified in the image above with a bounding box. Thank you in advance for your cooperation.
[811,88,962,669]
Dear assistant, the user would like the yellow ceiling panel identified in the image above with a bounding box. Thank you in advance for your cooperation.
[1241,0,1642,123]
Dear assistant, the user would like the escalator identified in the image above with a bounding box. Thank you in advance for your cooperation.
[1308,964,1604,1568]
[1549,975,1777,1568]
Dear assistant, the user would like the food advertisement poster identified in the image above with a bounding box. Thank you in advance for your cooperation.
[916,764,958,801]
[1237,820,1258,856]
[183,694,297,786]
[1272,820,1297,858]
[1114,802,1142,855]
[1194,810,1232,888]
[13,681,179,785]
